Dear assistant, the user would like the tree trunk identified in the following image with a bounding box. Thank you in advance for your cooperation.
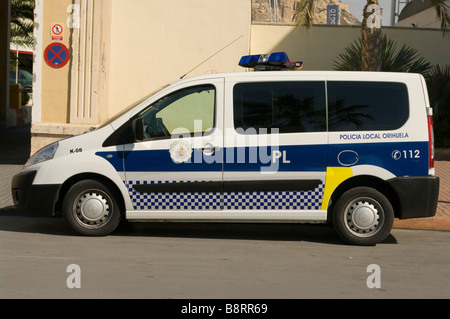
[361,0,382,71]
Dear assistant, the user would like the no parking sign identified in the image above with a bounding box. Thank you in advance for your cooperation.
[44,43,70,68]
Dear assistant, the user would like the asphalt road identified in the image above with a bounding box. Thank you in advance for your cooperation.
[1,210,450,300]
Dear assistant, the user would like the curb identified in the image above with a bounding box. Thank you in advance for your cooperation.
[394,217,450,231]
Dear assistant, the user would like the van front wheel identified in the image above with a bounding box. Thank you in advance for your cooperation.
[332,187,394,246]
[62,179,122,236]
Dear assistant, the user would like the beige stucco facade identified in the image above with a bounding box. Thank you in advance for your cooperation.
[31,0,252,153]
[251,23,450,71]
[395,0,450,29]
[39,0,70,124]
[107,0,252,117]
[31,0,450,154]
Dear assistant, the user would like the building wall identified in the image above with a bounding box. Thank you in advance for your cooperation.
[251,24,360,70]
[32,0,88,152]
[32,0,252,153]
[250,24,450,71]
[0,0,10,127]
[39,0,71,124]
[395,0,450,29]
[31,0,449,154]
[108,0,252,117]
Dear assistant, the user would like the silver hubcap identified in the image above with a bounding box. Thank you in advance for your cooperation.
[345,198,383,237]
[75,191,110,228]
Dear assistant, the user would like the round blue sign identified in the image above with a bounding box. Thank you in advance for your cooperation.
[44,43,70,68]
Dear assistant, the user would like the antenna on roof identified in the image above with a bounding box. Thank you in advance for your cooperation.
[180,35,243,79]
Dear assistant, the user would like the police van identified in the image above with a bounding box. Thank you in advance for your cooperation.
[12,52,439,245]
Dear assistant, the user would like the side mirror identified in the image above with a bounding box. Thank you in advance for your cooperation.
[131,118,144,141]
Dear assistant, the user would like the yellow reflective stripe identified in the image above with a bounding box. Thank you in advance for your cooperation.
[321,167,353,210]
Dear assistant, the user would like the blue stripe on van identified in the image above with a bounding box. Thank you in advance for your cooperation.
[328,141,429,177]
[96,148,222,172]
[96,144,327,173]
[96,140,429,177]
[224,144,327,172]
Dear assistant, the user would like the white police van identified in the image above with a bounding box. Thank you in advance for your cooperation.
[12,52,439,245]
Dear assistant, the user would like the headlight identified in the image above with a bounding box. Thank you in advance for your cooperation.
[25,142,59,167]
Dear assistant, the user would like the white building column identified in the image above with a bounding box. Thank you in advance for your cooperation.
[69,0,111,125]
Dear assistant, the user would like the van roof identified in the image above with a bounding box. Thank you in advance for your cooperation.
[177,70,423,84]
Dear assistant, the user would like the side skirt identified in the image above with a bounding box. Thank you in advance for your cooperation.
[126,210,328,223]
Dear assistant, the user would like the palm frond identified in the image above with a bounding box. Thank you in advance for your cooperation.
[333,39,362,71]
[10,0,35,48]
[380,36,397,71]
[428,0,450,36]
[334,34,432,76]
[426,65,450,117]
[428,64,450,78]
[294,0,317,30]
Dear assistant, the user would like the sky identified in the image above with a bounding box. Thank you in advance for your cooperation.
[343,0,409,26]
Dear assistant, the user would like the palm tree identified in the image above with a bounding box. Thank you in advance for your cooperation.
[10,0,35,70]
[333,34,432,76]
[10,0,34,48]
[426,65,450,147]
[432,0,450,35]
[426,65,450,122]
[295,0,450,71]
[360,0,382,71]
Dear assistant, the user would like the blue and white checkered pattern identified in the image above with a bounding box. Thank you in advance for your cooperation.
[223,184,324,210]
[125,180,221,210]
[125,180,324,211]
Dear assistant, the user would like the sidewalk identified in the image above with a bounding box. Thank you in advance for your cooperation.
[0,125,449,231]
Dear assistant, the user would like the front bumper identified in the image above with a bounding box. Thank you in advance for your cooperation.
[388,176,440,219]
[11,170,61,216]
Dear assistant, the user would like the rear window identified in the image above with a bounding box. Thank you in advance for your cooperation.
[327,81,409,132]
[233,81,326,134]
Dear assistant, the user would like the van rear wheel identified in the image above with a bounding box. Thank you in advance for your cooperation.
[332,187,394,246]
[62,179,121,236]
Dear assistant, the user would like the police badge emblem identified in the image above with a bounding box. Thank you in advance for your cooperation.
[169,141,192,163]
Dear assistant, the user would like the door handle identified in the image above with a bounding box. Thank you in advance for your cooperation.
[200,144,218,155]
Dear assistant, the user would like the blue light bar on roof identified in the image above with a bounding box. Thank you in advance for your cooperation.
[268,52,290,65]
[238,52,303,71]
[239,52,290,68]
[238,54,261,68]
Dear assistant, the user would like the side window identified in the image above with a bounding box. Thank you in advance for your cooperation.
[139,85,215,139]
[233,81,326,134]
[327,81,409,131]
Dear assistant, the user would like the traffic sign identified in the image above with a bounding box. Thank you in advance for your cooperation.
[51,23,64,41]
[44,43,70,68]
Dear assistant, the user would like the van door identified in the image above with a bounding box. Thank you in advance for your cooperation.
[123,78,224,213]
[223,76,328,219]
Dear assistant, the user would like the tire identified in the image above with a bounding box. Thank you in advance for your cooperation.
[62,179,122,236]
[332,187,394,246]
